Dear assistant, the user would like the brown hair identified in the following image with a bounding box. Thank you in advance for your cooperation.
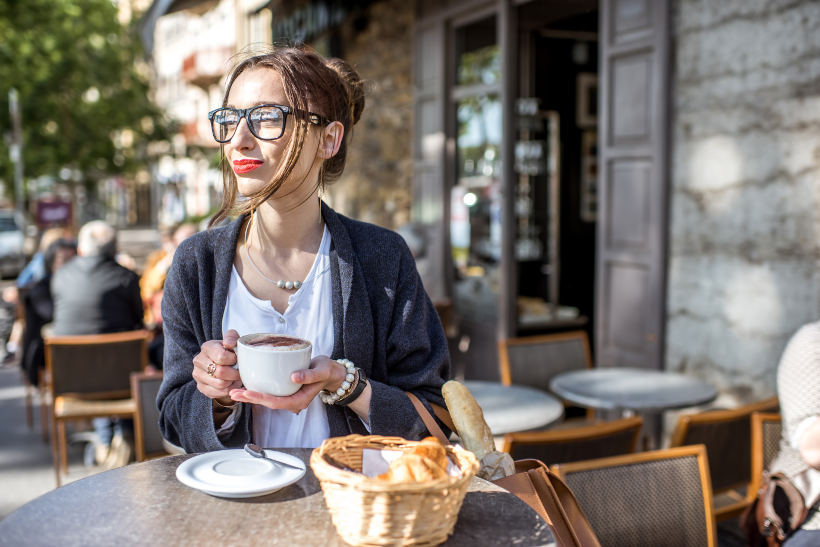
[209,46,366,227]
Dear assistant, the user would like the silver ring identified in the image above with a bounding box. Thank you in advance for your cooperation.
[207,363,216,377]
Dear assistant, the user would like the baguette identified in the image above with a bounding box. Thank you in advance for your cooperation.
[441,380,495,461]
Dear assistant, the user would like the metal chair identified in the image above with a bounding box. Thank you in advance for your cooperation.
[552,445,716,547]
[748,412,782,499]
[501,416,643,466]
[498,330,593,420]
[45,330,149,486]
[669,396,779,520]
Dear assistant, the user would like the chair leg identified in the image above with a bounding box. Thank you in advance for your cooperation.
[51,417,61,487]
[58,421,68,475]
[22,375,33,429]
[38,369,50,442]
[40,391,49,443]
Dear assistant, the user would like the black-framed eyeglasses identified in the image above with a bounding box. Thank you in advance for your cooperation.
[207,104,331,143]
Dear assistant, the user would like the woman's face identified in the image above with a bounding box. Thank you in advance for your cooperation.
[224,67,320,198]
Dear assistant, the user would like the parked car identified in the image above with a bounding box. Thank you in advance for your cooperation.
[0,210,25,279]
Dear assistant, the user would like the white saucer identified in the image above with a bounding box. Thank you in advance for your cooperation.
[176,449,306,498]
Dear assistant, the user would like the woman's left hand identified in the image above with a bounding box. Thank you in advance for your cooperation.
[228,355,345,414]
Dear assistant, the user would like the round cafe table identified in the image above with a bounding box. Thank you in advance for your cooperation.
[0,449,553,546]
[549,367,718,413]
[463,380,564,434]
[550,367,718,449]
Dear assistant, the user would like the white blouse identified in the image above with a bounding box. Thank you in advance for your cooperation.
[221,225,334,448]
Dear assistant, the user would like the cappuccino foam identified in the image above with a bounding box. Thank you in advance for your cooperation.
[241,334,310,351]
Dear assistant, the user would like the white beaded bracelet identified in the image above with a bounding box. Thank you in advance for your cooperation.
[319,359,357,404]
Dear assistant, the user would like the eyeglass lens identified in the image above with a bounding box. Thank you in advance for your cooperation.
[211,106,285,142]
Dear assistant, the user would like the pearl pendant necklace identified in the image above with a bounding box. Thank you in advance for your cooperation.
[243,212,304,291]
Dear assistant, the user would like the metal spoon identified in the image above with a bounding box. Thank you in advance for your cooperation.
[244,443,304,471]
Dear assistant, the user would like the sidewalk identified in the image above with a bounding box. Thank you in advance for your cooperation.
[0,359,104,520]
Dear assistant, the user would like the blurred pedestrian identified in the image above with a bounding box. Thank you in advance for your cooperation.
[51,220,143,468]
[3,226,72,363]
[51,220,142,336]
[16,226,72,289]
[19,238,77,387]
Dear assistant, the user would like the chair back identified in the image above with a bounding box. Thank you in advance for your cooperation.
[45,330,150,399]
[669,396,778,493]
[552,445,716,547]
[502,416,642,465]
[131,371,167,461]
[498,330,592,392]
[749,412,782,495]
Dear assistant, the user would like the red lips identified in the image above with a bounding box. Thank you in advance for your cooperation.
[232,158,263,174]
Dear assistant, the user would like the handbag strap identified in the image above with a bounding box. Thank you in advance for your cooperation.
[405,391,454,445]
[495,459,601,547]
[547,468,602,547]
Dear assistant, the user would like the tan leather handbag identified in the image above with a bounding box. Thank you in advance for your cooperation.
[406,392,601,547]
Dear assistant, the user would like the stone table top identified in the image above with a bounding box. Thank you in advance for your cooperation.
[464,380,564,434]
[0,448,554,546]
[550,367,718,413]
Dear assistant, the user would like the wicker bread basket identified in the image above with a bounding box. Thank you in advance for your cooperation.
[310,434,479,546]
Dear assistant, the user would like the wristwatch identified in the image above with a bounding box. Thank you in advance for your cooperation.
[336,368,368,406]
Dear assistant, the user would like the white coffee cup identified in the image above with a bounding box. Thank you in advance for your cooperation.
[235,333,312,396]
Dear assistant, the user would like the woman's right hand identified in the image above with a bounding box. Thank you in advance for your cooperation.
[192,329,243,406]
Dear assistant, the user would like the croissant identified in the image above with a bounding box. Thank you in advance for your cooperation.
[376,437,449,483]
[377,454,446,483]
[412,436,449,471]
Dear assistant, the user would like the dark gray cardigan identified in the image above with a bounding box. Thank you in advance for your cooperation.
[157,203,450,453]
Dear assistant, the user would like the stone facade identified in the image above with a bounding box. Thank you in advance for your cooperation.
[322,0,414,230]
[666,0,820,403]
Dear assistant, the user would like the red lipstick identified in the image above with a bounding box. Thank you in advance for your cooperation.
[233,158,263,174]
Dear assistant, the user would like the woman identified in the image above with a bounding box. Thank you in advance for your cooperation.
[765,322,820,545]
[157,47,449,453]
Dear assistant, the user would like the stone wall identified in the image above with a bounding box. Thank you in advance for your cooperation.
[666,0,820,403]
[323,0,414,230]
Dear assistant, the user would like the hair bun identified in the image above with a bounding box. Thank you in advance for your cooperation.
[325,58,365,126]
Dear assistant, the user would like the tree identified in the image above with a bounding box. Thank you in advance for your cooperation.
[0,0,169,200]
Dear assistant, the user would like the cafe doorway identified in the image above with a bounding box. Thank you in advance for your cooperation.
[451,1,600,381]
[417,0,669,379]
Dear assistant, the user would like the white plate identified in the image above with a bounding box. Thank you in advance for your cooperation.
[176,449,306,498]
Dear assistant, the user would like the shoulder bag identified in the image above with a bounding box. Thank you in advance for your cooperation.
[406,392,601,547]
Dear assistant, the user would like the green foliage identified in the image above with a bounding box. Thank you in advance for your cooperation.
[0,0,169,195]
